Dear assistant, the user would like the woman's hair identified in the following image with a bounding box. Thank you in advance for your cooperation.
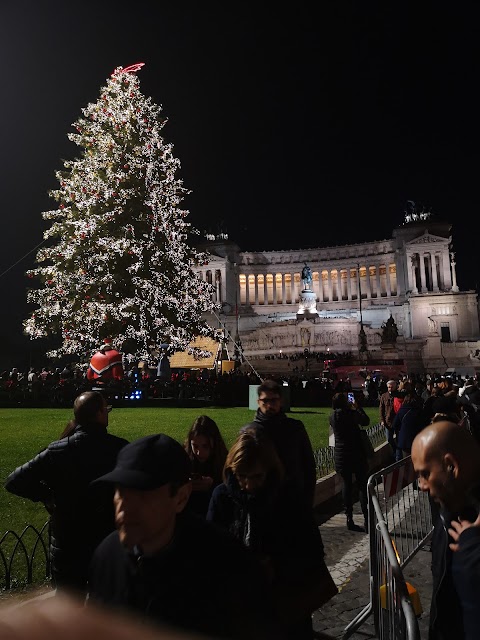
[332,392,350,410]
[224,430,284,486]
[184,415,228,471]
[60,419,76,438]
[402,392,422,407]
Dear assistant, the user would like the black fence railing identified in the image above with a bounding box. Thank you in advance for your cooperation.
[1,428,384,593]
[0,521,51,591]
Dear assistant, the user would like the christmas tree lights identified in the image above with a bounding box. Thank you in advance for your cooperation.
[24,63,218,362]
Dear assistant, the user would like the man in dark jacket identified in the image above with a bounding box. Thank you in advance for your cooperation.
[240,379,317,509]
[379,379,398,458]
[412,420,480,640]
[4,390,128,596]
[87,433,281,640]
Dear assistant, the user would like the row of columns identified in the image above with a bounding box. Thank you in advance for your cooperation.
[239,264,397,306]
[407,251,456,294]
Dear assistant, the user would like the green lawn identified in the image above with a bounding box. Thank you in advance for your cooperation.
[0,405,380,536]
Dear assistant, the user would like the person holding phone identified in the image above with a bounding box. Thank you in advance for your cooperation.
[329,392,370,532]
[183,415,228,518]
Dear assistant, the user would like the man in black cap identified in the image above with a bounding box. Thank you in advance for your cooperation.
[87,434,281,640]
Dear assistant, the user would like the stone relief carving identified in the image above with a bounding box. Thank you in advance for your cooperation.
[427,317,438,334]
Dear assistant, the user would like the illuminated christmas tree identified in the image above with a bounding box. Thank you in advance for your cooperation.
[24,63,218,362]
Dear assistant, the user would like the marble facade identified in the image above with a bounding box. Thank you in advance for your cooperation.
[195,216,480,374]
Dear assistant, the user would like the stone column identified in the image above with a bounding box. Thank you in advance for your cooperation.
[385,264,392,297]
[450,253,460,292]
[245,273,250,306]
[347,267,352,300]
[282,274,286,304]
[431,253,439,292]
[291,272,296,303]
[364,265,372,299]
[410,255,418,294]
[375,265,381,298]
[326,270,332,302]
[419,252,427,292]
[272,273,277,304]
[254,274,259,305]
[442,252,451,290]
[264,274,268,305]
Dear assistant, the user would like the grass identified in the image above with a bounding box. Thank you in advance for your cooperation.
[0,404,380,536]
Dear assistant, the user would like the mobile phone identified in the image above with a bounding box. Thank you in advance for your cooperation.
[347,392,355,403]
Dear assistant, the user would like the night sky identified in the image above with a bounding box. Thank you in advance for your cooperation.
[1,2,478,370]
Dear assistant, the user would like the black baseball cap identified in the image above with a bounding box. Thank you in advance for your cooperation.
[93,434,191,489]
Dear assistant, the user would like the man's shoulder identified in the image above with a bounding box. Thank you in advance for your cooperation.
[106,434,129,448]
[93,530,123,558]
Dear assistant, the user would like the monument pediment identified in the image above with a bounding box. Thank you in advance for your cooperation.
[406,232,448,246]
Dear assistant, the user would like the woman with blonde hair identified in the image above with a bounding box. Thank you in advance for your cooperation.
[207,430,335,639]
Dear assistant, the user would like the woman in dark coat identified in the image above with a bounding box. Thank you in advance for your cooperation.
[207,430,335,640]
[329,392,370,532]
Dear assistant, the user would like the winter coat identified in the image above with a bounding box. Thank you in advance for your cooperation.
[241,409,317,508]
[429,492,480,640]
[88,511,280,640]
[5,423,128,591]
[329,406,370,475]
[450,499,480,640]
[391,401,427,452]
[379,391,396,428]
[186,457,223,519]
[207,473,332,626]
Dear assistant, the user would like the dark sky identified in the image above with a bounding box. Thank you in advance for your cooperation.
[0,2,478,369]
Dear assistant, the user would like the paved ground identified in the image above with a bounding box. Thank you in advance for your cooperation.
[313,501,433,639]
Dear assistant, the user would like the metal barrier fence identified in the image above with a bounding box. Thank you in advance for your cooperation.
[314,422,384,478]
[0,522,51,591]
[343,456,434,640]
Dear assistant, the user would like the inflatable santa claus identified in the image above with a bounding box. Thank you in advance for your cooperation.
[87,338,124,381]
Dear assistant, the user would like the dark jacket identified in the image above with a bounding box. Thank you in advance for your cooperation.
[207,473,331,628]
[4,423,128,591]
[88,511,281,640]
[186,457,223,519]
[451,522,480,640]
[329,406,370,475]
[379,391,396,428]
[241,409,317,508]
[429,509,466,640]
[207,471,325,562]
[392,400,427,452]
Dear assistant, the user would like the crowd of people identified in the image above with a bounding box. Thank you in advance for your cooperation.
[3,363,480,638]
[377,373,480,639]
[4,381,337,640]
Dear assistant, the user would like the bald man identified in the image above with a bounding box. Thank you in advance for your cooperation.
[412,421,480,640]
[5,391,129,597]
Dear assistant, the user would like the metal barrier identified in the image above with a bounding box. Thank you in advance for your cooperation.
[343,456,433,640]
[314,423,382,478]
[0,522,51,590]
